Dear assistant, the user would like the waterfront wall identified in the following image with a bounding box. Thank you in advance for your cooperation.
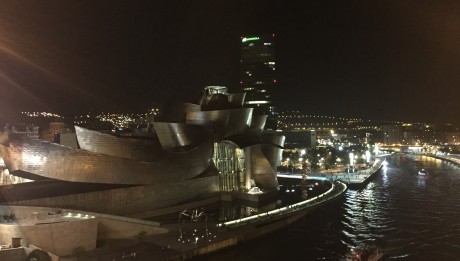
[0,218,97,257]
[0,247,26,261]
[97,215,168,240]
[427,154,460,167]
[183,182,347,259]
[7,175,220,216]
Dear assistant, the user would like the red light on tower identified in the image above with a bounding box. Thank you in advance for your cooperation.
[273,79,277,83]
[272,33,275,37]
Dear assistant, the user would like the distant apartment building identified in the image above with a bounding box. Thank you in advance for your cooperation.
[277,111,386,146]
[2,115,78,148]
[38,121,77,148]
[383,124,460,145]
[7,124,40,139]
[282,130,317,149]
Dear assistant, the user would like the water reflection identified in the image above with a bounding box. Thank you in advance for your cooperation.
[198,154,460,261]
[417,176,426,188]
[216,179,332,222]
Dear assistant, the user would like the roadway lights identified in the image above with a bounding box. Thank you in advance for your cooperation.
[366,151,371,163]
[349,152,355,167]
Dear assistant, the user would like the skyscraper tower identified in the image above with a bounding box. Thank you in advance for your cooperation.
[240,34,277,129]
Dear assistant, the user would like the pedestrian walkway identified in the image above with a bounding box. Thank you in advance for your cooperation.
[76,180,349,260]
[279,157,385,189]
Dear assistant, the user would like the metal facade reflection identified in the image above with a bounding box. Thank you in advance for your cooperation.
[153,123,210,148]
[75,126,160,161]
[0,86,285,213]
[250,114,268,131]
[228,93,246,108]
[0,132,213,185]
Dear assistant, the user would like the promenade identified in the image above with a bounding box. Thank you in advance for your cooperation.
[427,153,460,166]
[279,156,386,189]
[61,158,386,260]
[75,182,348,260]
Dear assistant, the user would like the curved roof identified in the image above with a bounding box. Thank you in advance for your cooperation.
[75,126,161,161]
[0,133,213,185]
[153,122,211,148]
[225,133,285,149]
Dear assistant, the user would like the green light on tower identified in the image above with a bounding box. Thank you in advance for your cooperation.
[242,36,260,43]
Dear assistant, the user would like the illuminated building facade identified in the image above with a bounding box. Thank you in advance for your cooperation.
[240,34,277,129]
[0,86,285,215]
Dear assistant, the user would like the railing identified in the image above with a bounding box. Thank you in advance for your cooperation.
[216,181,347,228]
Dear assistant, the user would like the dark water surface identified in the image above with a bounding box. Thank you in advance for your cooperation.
[197,154,460,260]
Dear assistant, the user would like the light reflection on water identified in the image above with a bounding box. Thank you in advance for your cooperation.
[198,154,460,261]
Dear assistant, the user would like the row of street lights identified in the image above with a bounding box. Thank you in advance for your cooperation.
[283,149,373,174]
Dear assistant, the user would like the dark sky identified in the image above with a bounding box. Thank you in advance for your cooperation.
[1,1,460,123]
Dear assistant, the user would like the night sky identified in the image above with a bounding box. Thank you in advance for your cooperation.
[1,1,460,123]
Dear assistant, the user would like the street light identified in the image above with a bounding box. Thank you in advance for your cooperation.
[349,152,354,173]
[365,150,371,165]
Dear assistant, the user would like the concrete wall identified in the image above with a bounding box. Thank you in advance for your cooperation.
[0,218,97,257]
[0,205,66,221]
[0,206,169,257]
[97,216,167,240]
[0,247,26,261]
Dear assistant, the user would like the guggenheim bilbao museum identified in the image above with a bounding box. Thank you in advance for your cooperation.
[0,86,285,216]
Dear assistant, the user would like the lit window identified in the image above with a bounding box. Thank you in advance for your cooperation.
[246,101,270,104]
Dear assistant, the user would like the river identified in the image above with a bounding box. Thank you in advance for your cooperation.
[196,154,460,260]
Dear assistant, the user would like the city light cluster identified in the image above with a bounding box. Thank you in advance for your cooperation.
[96,113,136,127]
[73,108,160,128]
[21,111,63,119]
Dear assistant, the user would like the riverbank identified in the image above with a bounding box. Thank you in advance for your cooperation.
[56,156,388,260]
[279,157,386,190]
[423,153,460,167]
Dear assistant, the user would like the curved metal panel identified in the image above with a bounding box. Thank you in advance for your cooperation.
[250,115,267,131]
[75,126,161,161]
[201,93,230,111]
[260,133,285,148]
[185,110,230,127]
[181,103,201,113]
[225,108,253,137]
[225,133,285,149]
[1,133,213,185]
[261,146,284,171]
[244,145,279,190]
[186,110,230,139]
[153,123,210,149]
[228,93,246,108]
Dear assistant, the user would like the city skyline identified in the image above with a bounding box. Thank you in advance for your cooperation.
[1,1,460,124]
